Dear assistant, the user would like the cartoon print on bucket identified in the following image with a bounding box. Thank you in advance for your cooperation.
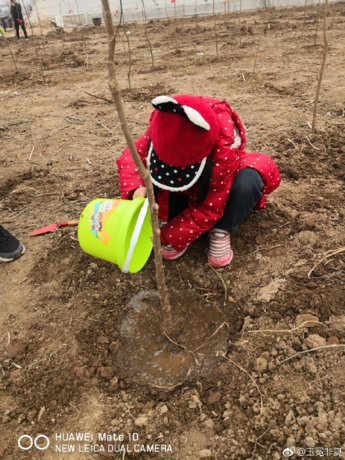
[89,200,120,245]
[78,197,153,273]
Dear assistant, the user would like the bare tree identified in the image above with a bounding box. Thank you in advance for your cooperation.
[74,0,89,69]
[173,0,178,52]
[100,0,172,334]
[31,0,47,54]
[312,0,328,135]
[302,0,308,38]
[118,0,132,90]
[58,0,66,54]
[141,0,155,70]
[213,0,219,61]
[194,0,198,28]
[4,38,18,73]
[22,2,47,84]
[123,24,133,91]
[165,0,170,20]
[313,1,320,46]
[252,41,260,74]
[329,2,337,29]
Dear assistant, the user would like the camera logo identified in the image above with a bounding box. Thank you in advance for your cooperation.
[282,446,295,457]
[18,435,50,451]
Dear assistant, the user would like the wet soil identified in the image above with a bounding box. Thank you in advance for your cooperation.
[1,4,345,459]
[119,290,228,388]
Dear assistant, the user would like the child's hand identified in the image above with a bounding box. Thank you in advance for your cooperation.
[133,187,147,199]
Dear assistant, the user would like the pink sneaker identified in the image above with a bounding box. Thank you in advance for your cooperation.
[161,244,188,261]
[208,229,233,268]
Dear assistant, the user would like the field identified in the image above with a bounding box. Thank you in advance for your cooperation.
[1,3,345,459]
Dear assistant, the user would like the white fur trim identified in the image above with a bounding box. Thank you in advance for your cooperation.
[231,125,242,149]
[182,105,210,130]
[152,95,178,106]
[148,144,207,192]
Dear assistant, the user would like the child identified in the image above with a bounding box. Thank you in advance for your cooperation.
[117,95,281,267]
[10,0,28,40]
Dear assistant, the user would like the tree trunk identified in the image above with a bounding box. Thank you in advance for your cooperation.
[100,0,172,334]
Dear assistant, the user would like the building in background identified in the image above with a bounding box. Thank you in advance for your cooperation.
[29,0,323,25]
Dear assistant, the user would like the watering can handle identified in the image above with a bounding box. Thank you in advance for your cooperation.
[122,198,149,274]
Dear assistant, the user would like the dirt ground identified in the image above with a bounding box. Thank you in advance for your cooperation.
[1,3,345,459]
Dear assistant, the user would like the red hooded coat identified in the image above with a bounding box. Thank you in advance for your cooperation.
[117,97,281,251]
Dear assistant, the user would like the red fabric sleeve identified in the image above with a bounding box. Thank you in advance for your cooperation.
[160,154,234,250]
[160,189,229,250]
[236,152,281,210]
[116,127,151,199]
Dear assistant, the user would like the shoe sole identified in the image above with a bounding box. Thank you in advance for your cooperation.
[0,244,26,262]
[208,249,233,268]
[162,246,188,261]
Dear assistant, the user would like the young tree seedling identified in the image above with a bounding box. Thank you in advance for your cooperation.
[101,0,172,334]
[311,0,328,135]
[141,0,155,70]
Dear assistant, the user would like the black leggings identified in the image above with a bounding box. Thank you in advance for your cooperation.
[167,168,263,234]
[14,21,28,39]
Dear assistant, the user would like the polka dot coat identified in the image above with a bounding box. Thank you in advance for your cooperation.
[117,97,281,251]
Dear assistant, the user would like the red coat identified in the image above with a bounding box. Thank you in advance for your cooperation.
[117,97,281,251]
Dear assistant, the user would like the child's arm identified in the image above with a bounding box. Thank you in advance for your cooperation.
[116,128,151,199]
[237,152,281,210]
[160,172,231,251]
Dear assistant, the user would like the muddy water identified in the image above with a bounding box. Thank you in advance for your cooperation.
[119,290,228,389]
